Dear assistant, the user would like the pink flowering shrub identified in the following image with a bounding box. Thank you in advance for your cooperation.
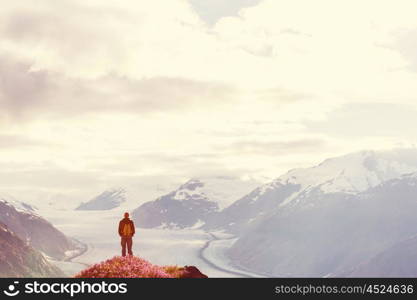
[75,256,179,278]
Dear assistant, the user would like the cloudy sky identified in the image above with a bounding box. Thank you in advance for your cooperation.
[1,0,417,203]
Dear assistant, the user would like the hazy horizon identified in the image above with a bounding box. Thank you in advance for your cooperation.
[2,0,417,203]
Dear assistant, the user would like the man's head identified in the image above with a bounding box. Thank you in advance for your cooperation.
[124,212,129,218]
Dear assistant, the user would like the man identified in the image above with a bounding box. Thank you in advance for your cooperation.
[118,212,135,257]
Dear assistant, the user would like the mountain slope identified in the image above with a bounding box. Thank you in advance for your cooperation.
[0,222,64,277]
[206,150,417,233]
[228,172,417,277]
[337,235,417,277]
[0,194,78,260]
[132,177,259,229]
[204,181,301,232]
[76,188,126,211]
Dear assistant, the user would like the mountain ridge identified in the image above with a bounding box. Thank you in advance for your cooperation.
[204,149,417,233]
[132,176,260,229]
[0,222,64,277]
[228,167,417,277]
[0,194,81,260]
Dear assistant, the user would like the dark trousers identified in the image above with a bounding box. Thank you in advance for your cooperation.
[121,236,133,257]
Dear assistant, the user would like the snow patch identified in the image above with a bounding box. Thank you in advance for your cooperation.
[172,177,260,210]
[0,193,38,215]
[274,150,417,207]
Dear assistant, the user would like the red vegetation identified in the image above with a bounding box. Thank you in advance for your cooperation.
[74,256,207,278]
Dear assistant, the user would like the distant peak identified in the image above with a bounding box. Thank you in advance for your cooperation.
[180,179,204,191]
[76,187,127,211]
[273,149,417,195]
[107,187,126,194]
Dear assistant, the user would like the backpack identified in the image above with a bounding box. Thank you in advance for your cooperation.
[122,222,132,236]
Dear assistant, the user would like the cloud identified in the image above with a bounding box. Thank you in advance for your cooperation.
[1,0,417,202]
[0,54,236,120]
[254,88,312,104]
[304,103,417,138]
[0,168,100,190]
[3,0,416,98]
[212,0,417,98]
[2,0,417,93]
[0,134,47,148]
[393,28,417,72]
[223,138,327,155]
[0,0,207,80]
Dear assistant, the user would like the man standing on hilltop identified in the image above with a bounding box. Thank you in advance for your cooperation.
[118,212,135,257]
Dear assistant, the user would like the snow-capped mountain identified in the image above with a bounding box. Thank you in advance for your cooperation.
[219,150,417,277]
[132,177,260,229]
[277,150,415,195]
[76,188,126,211]
[162,176,260,210]
[205,150,417,232]
[0,193,79,260]
[229,172,417,277]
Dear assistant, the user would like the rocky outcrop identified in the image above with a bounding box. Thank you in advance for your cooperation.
[179,266,208,278]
